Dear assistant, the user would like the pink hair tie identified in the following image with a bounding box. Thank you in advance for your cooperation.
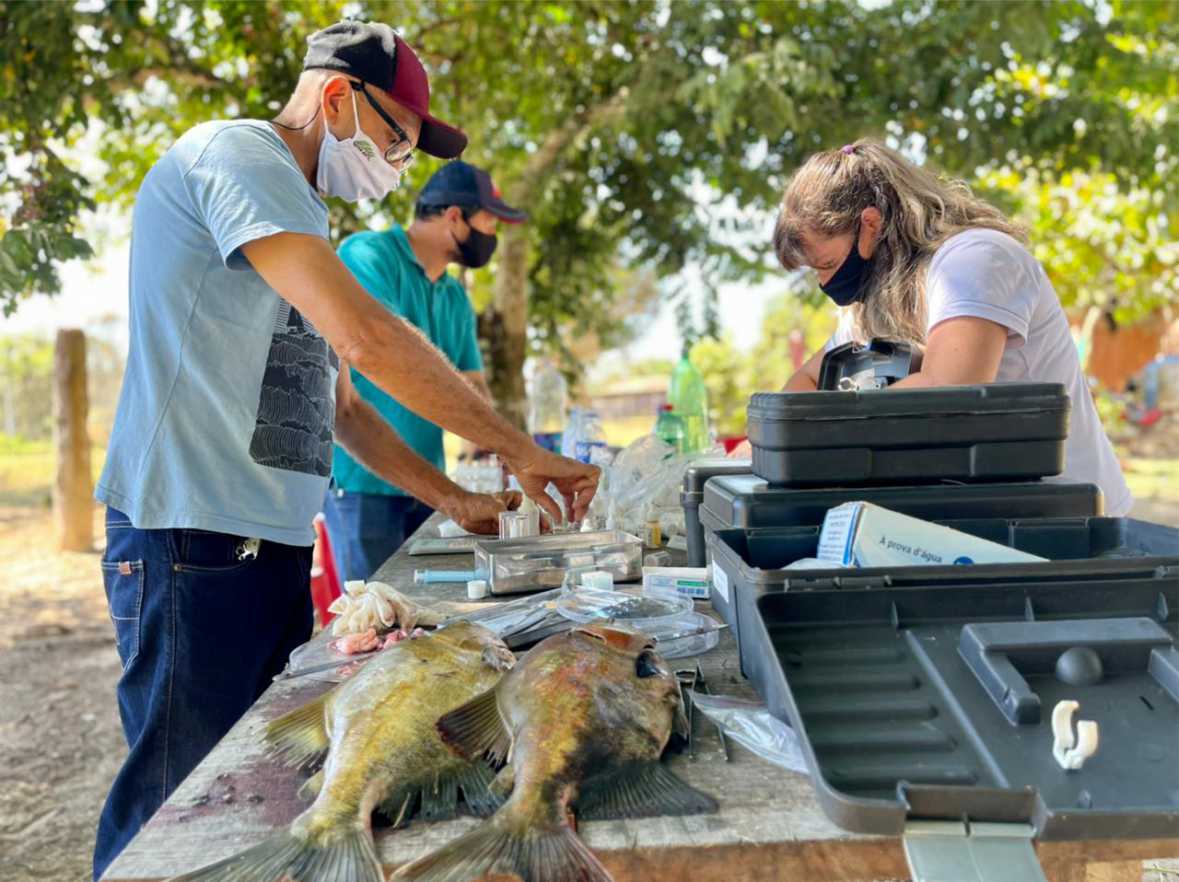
[841,144,856,155]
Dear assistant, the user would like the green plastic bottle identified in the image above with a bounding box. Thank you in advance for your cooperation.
[654,404,685,453]
[668,349,710,453]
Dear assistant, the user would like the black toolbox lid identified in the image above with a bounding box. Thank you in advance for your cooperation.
[747,382,1070,423]
[750,568,1179,840]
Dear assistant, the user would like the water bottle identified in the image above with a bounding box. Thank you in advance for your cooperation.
[653,404,685,453]
[561,407,583,460]
[528,360,567,454]
[668,350,710,453]
[574,410,607,465]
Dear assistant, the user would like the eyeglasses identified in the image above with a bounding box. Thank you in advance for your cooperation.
[350,81,415,171]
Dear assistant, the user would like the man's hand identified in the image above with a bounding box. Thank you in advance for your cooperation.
[441,490,523,535]
[504,448,600,527]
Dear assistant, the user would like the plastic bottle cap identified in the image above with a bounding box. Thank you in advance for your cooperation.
[467,579,489,600]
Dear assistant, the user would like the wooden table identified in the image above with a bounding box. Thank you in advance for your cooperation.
[104,517,1177,881]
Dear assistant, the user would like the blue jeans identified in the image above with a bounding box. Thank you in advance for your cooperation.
[93,508,312,880]
[322,490,434,582]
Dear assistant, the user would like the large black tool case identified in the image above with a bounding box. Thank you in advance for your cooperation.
[699,475,1104,625]
[740,560,1179,846]
[746,383,1070,487]
[680,458,752,567]
[709,516,1179,684]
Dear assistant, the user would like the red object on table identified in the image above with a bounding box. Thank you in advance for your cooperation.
[310,514,342,627]
[719,435,748,454]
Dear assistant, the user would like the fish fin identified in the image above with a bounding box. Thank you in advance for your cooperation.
[418,770,459,823]
[490,763,515,799]
[392,813,612,882]
[376,761,505,829]
[162,824,382,882]
[296,768,325,801]
[264,692,331,772]
[576,760,718,820]
[435,687,511,764]
[376,786,417,830]
[456,760,508,817]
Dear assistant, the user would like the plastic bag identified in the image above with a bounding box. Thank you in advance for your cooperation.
[688,691,809,773]
[446,589,564,638]
[603,435,721,540]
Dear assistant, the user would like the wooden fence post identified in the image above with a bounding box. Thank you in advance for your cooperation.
[53,329,93,551]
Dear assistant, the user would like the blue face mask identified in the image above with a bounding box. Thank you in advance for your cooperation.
[820,224,874,307]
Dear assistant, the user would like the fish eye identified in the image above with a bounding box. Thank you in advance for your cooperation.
[635,650,663,679]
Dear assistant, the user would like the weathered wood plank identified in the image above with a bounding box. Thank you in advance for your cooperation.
[102,515,1179,881]
[53,328,93,551]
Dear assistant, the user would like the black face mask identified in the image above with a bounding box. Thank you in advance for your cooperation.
[452,217,497,269]
[820,223,874,306]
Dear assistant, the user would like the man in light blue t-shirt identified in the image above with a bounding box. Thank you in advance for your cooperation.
[327,161,527,580]
[92,22,598,880]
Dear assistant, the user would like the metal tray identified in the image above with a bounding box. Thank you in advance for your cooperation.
[474,530,642,595]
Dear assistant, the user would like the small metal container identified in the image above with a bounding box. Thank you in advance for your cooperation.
[499,509,540,540]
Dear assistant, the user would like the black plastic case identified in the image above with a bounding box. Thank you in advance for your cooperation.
[708,516,1179,685]
[740,563,1179,839]
[680,458,752,567]
[700,475,1105,626]
[746,383,1070,486]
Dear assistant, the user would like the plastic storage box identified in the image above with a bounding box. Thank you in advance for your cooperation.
[739,564,1179,839]
[746,382,1070,486]
[680,457,752,567]
[700,476,1104,625]
[709,516,1179,686]
[474,531,642,595]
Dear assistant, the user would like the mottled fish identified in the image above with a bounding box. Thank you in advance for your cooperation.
[165,622,516,882]
[395,624,716,882]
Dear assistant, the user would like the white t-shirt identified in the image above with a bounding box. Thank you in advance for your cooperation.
[830,228,1132,515]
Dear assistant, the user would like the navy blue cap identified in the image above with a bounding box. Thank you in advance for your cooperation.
[416,161,527,224]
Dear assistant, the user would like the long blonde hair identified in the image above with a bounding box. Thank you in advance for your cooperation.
[773,139,1027,344]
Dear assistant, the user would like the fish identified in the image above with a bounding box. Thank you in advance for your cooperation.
[394,625,716,882]
[164,622,517,882]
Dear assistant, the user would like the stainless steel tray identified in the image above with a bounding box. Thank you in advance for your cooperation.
[474,530,642,595]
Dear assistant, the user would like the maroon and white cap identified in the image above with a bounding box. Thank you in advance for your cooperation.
[304,21,467,159]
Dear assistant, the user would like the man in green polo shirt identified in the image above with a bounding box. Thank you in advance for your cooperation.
[327,161,526,580]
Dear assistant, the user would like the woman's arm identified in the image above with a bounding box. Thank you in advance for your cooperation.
[891,316,1007,388]
[782,347,826,391]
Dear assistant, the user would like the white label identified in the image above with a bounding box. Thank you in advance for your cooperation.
[817,502,861,565]
[712,565,730,603]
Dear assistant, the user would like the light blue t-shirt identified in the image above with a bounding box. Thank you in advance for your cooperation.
[332,226,483,495]
[97,120,336,546]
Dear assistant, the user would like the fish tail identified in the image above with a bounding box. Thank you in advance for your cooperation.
[163,823,383,882]
[393,812,612,882]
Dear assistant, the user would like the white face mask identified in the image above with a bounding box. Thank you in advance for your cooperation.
[316,90,402,202]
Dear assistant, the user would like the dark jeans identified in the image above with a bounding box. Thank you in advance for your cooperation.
[322,490,433,582]
[93,508,312,881]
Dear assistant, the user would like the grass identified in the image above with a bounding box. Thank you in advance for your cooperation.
[0,440,107,508]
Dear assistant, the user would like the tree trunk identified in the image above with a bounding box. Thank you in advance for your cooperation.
[53,329,93,551]
[484,226,532,429]
[480,91,632,426]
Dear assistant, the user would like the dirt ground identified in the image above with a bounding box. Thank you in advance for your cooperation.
[0,497,1177,882]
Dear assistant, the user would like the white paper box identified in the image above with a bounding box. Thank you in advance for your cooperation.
[817,501,1047,568]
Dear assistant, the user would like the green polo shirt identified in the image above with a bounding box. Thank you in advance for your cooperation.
[332,224,483,496]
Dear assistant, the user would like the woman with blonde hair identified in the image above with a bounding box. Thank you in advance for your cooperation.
[768,139,1131,514]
